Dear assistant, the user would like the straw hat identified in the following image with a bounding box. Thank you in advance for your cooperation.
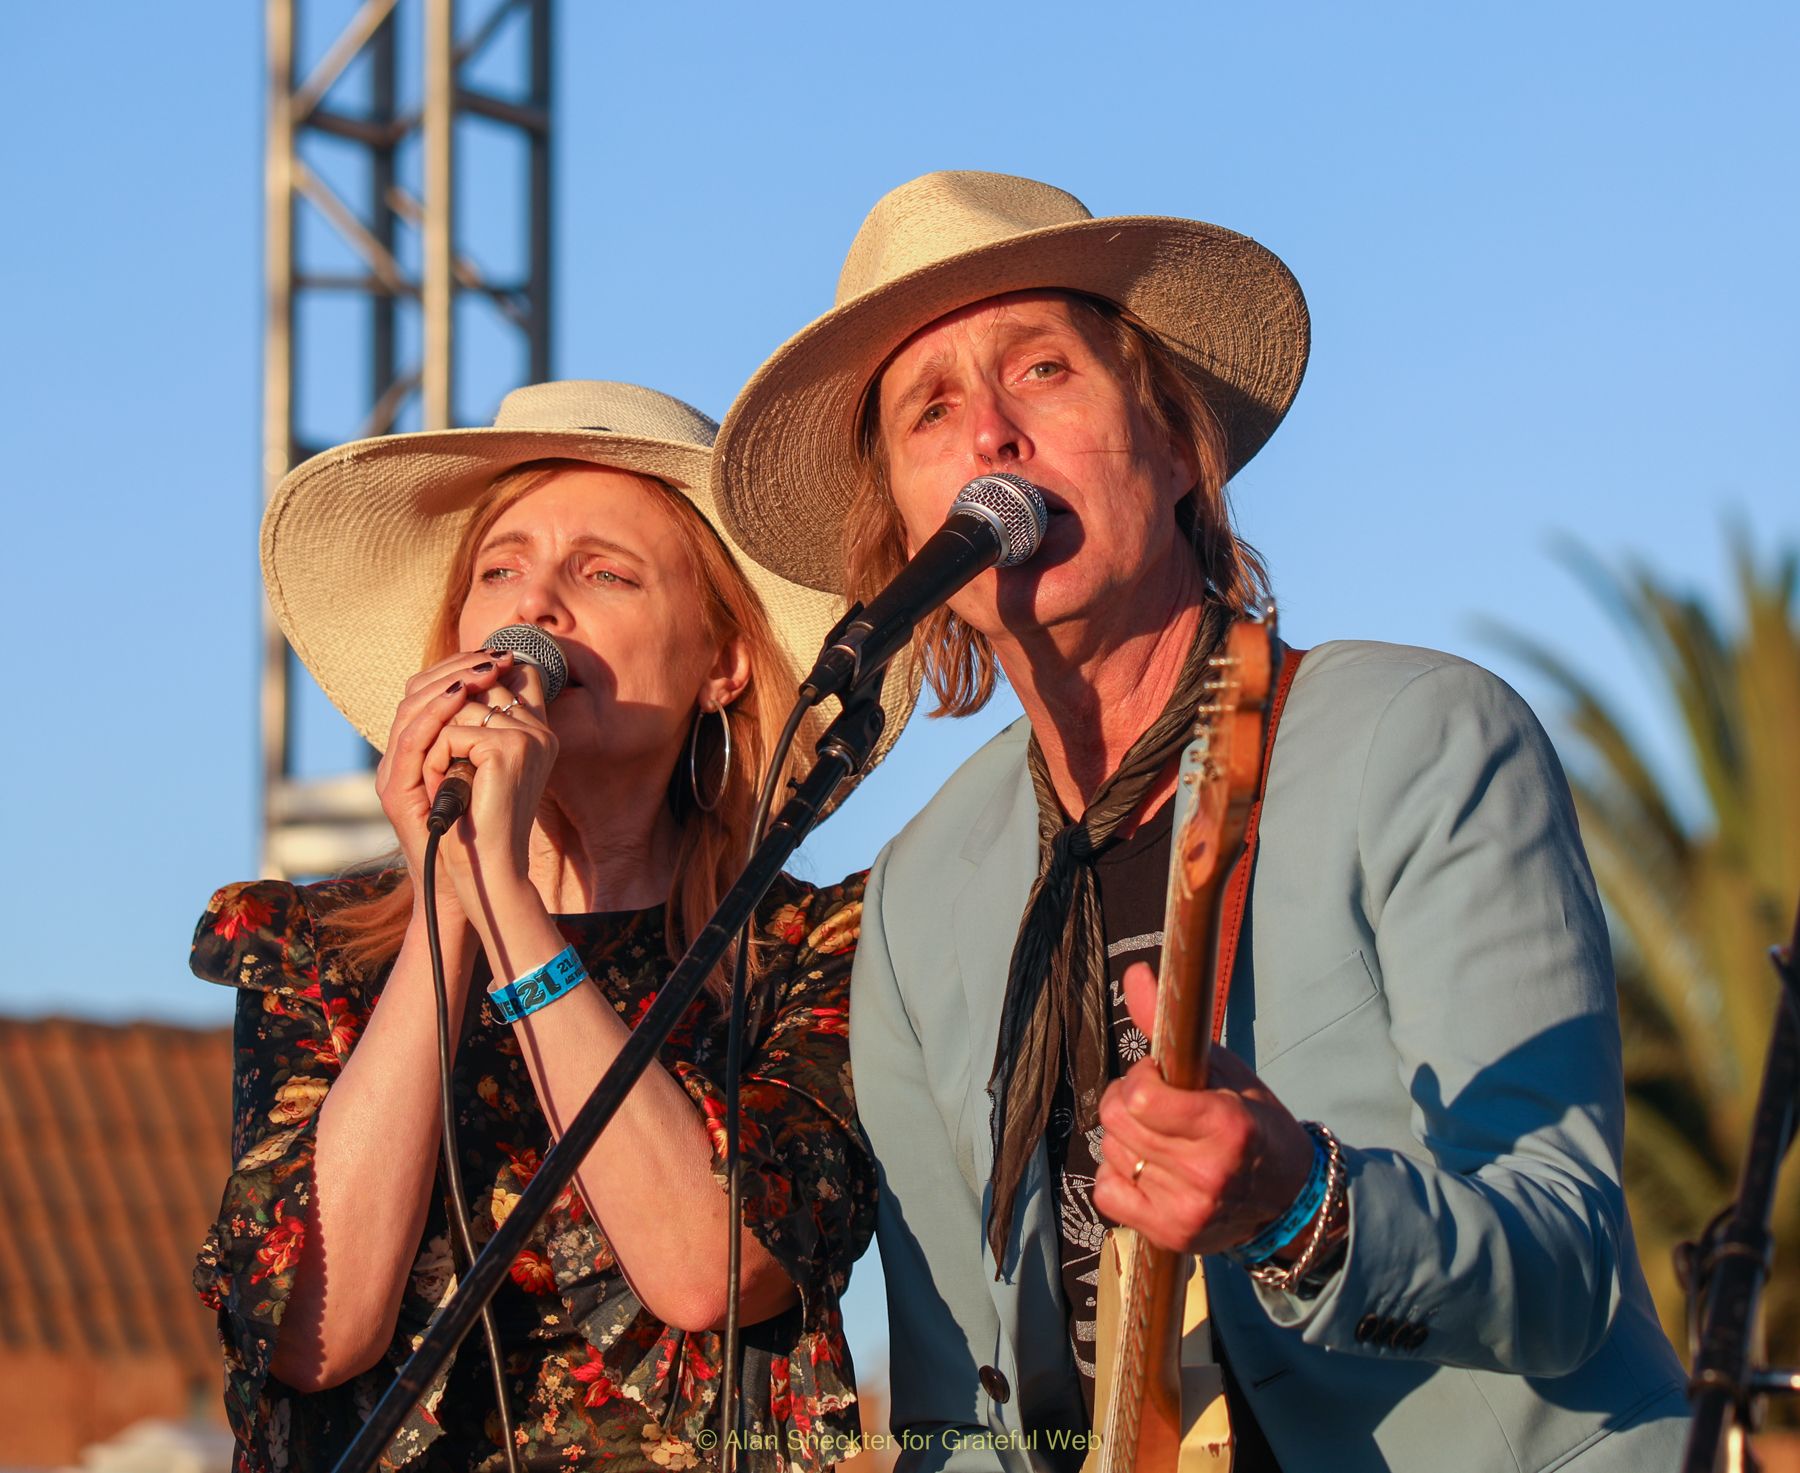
[261,379,917,773]
[713,171,1310,593]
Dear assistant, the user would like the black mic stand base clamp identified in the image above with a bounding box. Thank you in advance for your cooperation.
[1678,897,1800,1473]
[330,684,889,1473]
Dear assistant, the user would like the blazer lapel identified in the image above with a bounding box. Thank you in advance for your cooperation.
[949,745,1065,1368]
[951,744,1037,1187]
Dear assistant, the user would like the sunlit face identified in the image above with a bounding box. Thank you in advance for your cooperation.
[456,466,736,781]
[875,290,1194,639]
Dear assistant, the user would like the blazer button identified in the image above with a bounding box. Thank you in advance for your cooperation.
[1355,1313,1383,1343]
[979,1365,1011,1404]
[1401,1323,1429,1350]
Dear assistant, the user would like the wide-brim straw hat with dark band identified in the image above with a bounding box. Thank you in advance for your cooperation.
[713,170,1311,594]
[261,379,918,777]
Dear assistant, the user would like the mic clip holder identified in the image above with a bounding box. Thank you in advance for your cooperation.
[330,682,888,1473]
[799,599,870,706]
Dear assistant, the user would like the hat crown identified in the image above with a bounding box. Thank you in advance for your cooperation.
[835,171,1094,308]
[492,380,718,448]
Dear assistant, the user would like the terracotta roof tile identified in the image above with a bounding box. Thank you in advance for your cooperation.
[0,1015,233,1463]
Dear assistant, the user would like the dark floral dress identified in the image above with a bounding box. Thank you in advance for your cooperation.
[191,869,874,1473]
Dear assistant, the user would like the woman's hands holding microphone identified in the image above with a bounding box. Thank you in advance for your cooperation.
[377,645,559,931]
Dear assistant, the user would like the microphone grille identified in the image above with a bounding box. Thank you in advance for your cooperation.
[952,474,1049,568]
[481,624,568,704]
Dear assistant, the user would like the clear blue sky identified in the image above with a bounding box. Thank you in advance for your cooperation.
[3,0,1794,1411]
[3,1,1793,1024]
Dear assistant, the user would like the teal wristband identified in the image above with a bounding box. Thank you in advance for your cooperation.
[488,945,587,1024]
[1228,1125,1330,1265]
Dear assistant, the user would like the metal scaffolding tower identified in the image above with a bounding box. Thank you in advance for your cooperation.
[260,0,552,877]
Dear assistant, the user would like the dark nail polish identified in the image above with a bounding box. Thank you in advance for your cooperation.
[445,681,463,695]
[472,661,494,673]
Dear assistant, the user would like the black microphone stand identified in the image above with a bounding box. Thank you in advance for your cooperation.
[329,683,889,1473]
[1678,897,1800,1473]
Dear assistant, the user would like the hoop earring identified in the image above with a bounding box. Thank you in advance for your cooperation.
[689,705,732,814]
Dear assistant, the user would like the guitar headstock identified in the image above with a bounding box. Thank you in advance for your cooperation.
[1174,611,1278,894]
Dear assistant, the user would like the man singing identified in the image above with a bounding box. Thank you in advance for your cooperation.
[714,171,1689,1471]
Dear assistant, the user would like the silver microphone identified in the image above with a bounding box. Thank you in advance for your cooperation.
[426,625,568,834]
[800,473,1049,704]
[480,624,569,703]
[947,473,1050,568]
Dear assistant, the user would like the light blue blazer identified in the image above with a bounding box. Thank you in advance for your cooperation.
[850,641,1690,1472]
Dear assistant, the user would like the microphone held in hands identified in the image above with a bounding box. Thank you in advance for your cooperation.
[482,625,569,703]
[426,625,569,835]
[800,473,1049,705]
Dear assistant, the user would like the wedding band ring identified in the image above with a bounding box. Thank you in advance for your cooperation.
[481,701,515,727]
[1131,1158,1148,1184]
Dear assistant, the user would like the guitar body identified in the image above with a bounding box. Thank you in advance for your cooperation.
[1083,1233,1232,1473]
[1080,615,1277,1473]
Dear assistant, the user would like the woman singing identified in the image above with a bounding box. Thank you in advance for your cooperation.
[191,382,909,1471]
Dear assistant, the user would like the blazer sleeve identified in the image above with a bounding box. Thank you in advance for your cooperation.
[851,844,1000,1473]
[1256,659,1632,1376]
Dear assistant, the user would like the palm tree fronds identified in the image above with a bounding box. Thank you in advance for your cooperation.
[1486,525,1800,1367]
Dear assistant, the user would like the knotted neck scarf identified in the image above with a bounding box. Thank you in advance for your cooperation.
[985,604,1230,1270]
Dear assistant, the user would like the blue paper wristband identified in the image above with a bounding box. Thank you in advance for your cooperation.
[488,945,588,1024]
[1228,1125,1331,1266]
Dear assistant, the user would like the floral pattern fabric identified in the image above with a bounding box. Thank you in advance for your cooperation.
[191,869,873,1472]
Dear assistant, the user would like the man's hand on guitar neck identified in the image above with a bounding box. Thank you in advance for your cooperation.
[1093,960,1329,1265]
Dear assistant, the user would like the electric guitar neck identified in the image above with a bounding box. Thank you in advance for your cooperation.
[1083,614,1277,1473]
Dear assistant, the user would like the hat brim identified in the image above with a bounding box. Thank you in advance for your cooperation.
[262,423,917,783]
[715,215,1310,593]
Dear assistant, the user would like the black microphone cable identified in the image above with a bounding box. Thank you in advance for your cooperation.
[719,692,812,1473]
[411,626,563,1473]
[712,478,1044,1462]
[421,831,524,1473]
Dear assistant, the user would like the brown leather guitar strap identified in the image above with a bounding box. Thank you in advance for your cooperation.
[1209,644,1307,1046]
